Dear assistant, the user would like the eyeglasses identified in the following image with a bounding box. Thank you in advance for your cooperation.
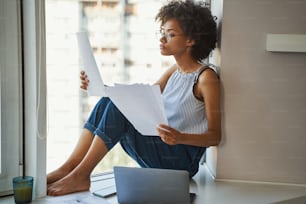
[156,30,184,42]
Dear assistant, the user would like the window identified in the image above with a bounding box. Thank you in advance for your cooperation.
[0,79,3,175]
[1,0,47,198]
[0,0,22,195]
[1,0,175,197]
[46,0,174,175]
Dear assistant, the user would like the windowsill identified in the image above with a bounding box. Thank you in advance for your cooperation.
[1,165,306,204]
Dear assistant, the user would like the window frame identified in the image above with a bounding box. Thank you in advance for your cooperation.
[22,0,47,199]
[0,0,47,199]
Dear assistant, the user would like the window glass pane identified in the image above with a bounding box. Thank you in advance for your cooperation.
[0,71,1,175]
[46,0,174,175]
[0,0,21,194]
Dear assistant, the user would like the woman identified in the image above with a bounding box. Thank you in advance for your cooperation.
[47,0,220,196]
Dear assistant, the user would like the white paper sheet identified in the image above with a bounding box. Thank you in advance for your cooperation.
[76,32,106,96]
[76,32,168,136]
[42,192,110,204]
[106,84,167,136]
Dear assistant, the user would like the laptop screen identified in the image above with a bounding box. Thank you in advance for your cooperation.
[114,166,191,204]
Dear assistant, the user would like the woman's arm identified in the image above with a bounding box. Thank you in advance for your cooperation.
[157,69,221,147]
[80,65,176,93]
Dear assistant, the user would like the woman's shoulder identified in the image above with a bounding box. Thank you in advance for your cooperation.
[166,64,178,75]
[154,64,178,91]
[197,65,219,85]
[161,64,178,80]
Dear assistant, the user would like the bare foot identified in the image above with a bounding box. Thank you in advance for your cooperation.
[47,173,90,196]
[47,167,72,185]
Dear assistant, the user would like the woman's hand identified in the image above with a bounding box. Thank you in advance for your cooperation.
[80,71,89,90]
[157,124,183,145]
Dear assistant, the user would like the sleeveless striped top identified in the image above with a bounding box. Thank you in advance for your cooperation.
[162,65,216,134]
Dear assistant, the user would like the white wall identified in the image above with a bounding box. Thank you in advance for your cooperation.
[216,0,306,185]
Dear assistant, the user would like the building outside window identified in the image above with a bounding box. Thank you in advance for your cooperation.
[46,0,174,175]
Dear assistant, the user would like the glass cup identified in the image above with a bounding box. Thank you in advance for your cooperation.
[12,176,33,204]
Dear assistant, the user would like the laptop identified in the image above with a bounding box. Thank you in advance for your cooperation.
[113,166,195,204]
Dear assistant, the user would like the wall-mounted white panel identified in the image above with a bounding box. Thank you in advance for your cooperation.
[266,34,306,53]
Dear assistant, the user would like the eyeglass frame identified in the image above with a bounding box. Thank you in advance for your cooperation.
[156,30,185,42]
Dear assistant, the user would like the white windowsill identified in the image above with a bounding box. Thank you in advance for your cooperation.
[1,165,306,204]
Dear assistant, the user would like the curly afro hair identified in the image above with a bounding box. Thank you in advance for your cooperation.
[155,0,217,61]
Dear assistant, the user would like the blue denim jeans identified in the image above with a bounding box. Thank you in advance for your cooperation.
[84,97,206,177]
